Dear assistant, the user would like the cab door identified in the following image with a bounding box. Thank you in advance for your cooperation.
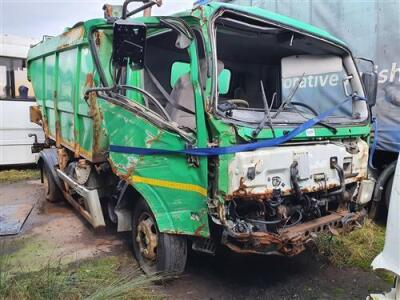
[99,18,210,237]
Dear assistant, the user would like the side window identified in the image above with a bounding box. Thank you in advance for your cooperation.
[143,28,196,131]
[14,68,34,99]
[171,61,231,95]
[192,29,232,99]
[0,65,6,98]
[0,57,34,100]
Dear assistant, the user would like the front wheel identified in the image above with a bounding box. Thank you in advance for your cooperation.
[43,164,64,203]
[132,198,187,275]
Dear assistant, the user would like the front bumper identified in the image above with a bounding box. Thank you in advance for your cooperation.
[222,209,366,256]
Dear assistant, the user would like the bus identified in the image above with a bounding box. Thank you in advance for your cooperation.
[0,34,44,166]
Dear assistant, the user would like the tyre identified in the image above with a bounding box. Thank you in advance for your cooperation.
[384,175,394,210]
[43,164,64,203]
[132,198,187,275]
[107,197,118,224]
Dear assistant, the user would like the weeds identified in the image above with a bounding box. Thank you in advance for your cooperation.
[85,269,163,300]
[0,249,161,300]
[315,218,393,282]
[0,168,40,183]
[315,219,385,270]
[0,244,11,295]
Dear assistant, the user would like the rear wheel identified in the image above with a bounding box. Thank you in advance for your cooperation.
[132,198,187,275]
[43,164,64,203]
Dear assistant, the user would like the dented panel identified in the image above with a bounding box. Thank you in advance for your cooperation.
[27,3,373,257]
[101,100,209,237]
[228,139,369,198]
[28,25,109,162]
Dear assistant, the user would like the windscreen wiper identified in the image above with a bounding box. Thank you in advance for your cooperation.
[252,81,276,138]
[290,103,338,134]
[273,73,337,134]
[273,73,305,119]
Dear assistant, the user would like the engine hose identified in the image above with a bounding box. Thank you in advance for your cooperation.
[283,209,303,229]
[328,162,346,199]
[369,160,397,219]
[245,218,281,225]
[290,161,302,200]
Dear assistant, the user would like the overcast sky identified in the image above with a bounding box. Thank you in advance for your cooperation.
[0,0,194,39]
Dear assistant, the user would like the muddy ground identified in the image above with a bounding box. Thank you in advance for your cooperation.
[0,180,391,299]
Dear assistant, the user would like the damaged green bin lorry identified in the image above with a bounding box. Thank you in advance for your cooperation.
[27,0,378,274]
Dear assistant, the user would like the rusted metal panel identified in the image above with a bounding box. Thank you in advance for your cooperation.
[223,210,366,256]
[29,105,42,125]
[26,3,373,247]
[227,140,369,200]
[28,29,109,163]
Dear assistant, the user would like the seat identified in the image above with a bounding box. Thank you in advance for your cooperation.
[166,73,196,130]
[166,60,225,131]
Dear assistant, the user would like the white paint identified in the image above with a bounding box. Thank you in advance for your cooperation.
[305,128,316,137]
[282,73,340,90]
[0,34,44,166]
[372,158,400,277]
[281,55,343,78]
[356,179,375,205]
[0,100,44,165]
[228,139,369,196]
[0,34,39,58]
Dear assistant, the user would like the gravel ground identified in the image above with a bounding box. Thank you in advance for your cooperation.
[0,179,391,299]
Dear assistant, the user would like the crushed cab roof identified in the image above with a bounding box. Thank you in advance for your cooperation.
[197,2,346,47]
[28,1,348,62]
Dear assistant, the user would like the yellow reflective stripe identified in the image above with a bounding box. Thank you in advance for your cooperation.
[131,175,207,197]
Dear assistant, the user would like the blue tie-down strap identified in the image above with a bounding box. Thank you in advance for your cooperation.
[110,97,355,157]
[193,0,211,6]
[368,117,378,169]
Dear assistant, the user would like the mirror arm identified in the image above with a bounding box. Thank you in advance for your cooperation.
[342,75,353,97]
[355,57,375,67]
[122,0,162,19]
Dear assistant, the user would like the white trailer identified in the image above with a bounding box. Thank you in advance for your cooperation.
[0,34,44,166]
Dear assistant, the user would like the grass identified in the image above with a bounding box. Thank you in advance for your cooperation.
[0,168,40,183]
[315,218,394,282]
[0,249,162,300]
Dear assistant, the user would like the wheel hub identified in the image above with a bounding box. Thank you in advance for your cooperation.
[136,215,158,261]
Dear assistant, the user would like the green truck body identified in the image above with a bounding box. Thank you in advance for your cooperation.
[27,2,376,273]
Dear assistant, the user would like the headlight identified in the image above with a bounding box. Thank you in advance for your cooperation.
[356,179,375,205]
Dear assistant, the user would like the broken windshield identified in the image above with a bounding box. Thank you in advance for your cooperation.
[213,12,368,126]
[279,55,353,119]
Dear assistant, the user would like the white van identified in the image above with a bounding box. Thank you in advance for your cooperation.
[0,34,44,166]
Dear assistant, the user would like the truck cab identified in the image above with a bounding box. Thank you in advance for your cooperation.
[27,1,376,274]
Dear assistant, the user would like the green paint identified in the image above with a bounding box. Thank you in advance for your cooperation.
[27,2,370,239]
[206,2,347,47]
[170,62,191,88]
[218,69,231,95]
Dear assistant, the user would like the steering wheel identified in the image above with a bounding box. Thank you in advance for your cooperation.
[225,99,250,108]
[290,101,318,116]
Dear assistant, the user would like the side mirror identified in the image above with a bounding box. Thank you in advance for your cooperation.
[362,71,378,107]
[113,19,146,69]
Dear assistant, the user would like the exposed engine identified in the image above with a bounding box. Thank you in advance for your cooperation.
[216,138,374,255]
